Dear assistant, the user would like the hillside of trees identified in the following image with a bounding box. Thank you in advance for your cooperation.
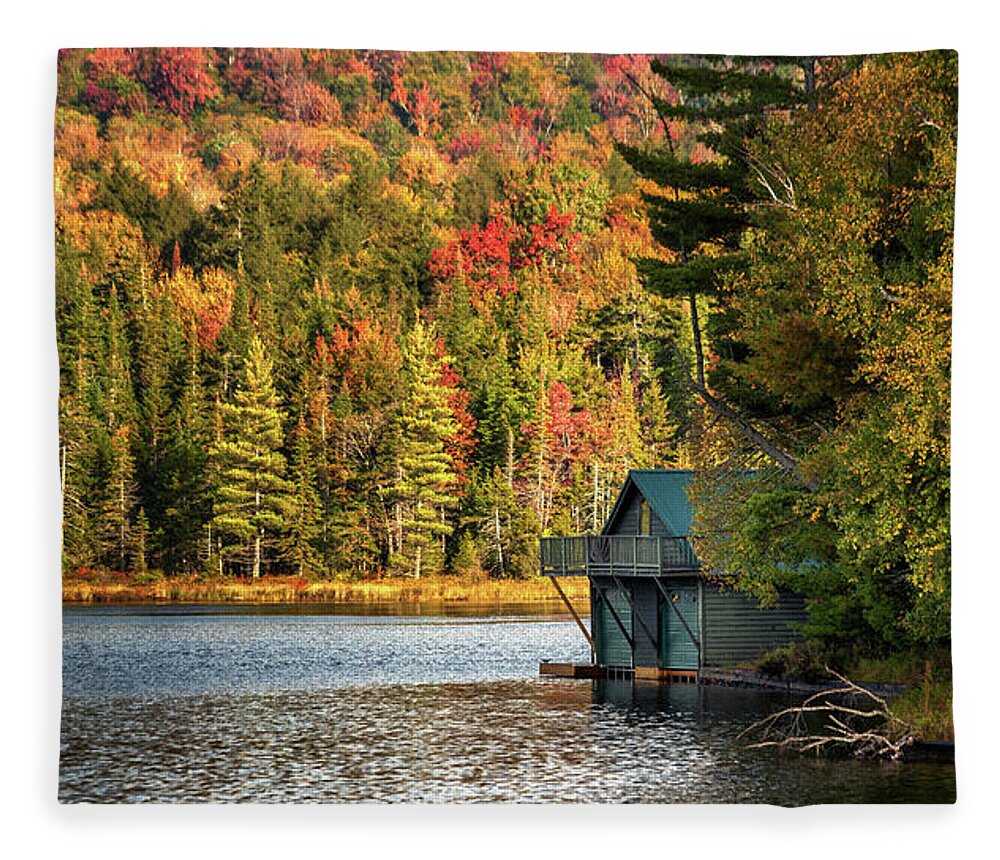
[55,49,955,651]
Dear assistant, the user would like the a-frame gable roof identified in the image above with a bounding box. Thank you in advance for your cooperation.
[601,469,695,537]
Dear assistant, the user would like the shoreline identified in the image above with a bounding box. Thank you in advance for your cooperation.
[61,573,591,607]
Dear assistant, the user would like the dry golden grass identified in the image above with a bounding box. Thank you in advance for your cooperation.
[62,573,590,607]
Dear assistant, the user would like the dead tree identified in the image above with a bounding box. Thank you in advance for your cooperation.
[739,667,916,760]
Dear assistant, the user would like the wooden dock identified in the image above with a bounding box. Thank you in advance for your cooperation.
[538,662,605,679]
[539,662,699,683]
[635,667,698,684]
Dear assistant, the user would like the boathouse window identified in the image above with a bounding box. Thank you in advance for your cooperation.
[640,500,651,535]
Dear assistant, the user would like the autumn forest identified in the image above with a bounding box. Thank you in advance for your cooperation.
[55,49,955,652]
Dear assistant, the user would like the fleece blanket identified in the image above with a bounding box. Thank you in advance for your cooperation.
[56,48,955,804]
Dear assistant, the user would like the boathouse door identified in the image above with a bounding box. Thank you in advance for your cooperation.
[660,585,699,670]
[597,586,633,668]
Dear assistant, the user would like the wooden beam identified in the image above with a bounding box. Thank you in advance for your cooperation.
[590,579,634,651]
[654,577,702,656]
[547,575,595,659]
[612,574,658,653]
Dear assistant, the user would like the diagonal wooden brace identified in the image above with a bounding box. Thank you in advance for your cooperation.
[591,578,634,652]
[547,575,596,661]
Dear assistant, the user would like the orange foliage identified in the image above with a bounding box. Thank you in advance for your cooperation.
[259,123,378,178]
[55,110,103,166]
[163,265,236,349]
[104,116,218,206]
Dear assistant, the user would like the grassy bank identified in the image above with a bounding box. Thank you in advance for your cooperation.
[849,652,954,743]
[62,570,590,608]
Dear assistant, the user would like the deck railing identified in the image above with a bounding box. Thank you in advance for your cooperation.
[539,535,700,577]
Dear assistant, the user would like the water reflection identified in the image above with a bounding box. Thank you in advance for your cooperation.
[60,608,955,804]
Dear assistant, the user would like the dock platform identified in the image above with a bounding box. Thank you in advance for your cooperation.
[538,662,604,679]
[539,663,699,683]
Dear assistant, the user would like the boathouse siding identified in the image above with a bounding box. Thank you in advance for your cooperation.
[700,587,806,667]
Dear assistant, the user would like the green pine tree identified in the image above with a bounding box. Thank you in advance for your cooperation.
[389,320,459,578]
[618,55,817,480]
[159,333,213,573]
[282,416,324,576]
[210,335,293,579]
[92,284,140,571]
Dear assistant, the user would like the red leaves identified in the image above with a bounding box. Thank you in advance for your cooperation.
[390,77,442,138]
[514,379,595,529]
[470,52,507,93]
[593,53,676,142]
[249,49,342,124]
[82,48,147,117]
[140,48,219,119]
[524,206,579,265]
[429,213,522,304]
[547,381,592,458]
[390,72,408,105]
[430,206,580,307]
[444,131,485,162]
[436,340,478,491]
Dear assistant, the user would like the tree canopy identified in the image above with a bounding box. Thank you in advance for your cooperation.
[55,48,954,650]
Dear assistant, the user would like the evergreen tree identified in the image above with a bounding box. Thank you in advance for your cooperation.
[282,416,324,575]
[210,335,293,579]
[92,285,140,571]
[94,424,138,572]
[618,55,817,479]
[389,320,458,577]
[158,334,213,573]
[59,370,98,569]
[588,362,648,530]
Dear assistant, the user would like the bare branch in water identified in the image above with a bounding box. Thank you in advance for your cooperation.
[739,666,916,760]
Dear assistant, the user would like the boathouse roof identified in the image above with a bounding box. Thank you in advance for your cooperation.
[602,469,696,537]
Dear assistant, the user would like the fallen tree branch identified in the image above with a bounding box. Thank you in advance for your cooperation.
[739,667,916,760]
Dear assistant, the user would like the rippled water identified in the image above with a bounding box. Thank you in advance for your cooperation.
[60,605,955,804]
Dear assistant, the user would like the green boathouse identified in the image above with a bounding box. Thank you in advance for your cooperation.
[539,469,808,681]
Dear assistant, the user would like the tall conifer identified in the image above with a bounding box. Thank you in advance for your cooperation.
[210,335,293,578]
[618,55,817,478]
[390,321,458,578]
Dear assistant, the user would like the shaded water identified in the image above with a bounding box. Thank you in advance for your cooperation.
[60,605,955,804]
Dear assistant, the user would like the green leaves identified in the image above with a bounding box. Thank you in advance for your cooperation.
[680,53,955,650]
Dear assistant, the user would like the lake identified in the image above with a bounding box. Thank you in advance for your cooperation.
[60,604,956,804]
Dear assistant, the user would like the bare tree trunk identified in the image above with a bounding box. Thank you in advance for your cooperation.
[689,292,705,391]
[253,484,261,580]
[592,462,600,533]
[494,507,504,575]
[802,56,818,110]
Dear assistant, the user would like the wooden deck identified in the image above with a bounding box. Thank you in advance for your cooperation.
[539,535,700,578]
[635,667,698,684]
